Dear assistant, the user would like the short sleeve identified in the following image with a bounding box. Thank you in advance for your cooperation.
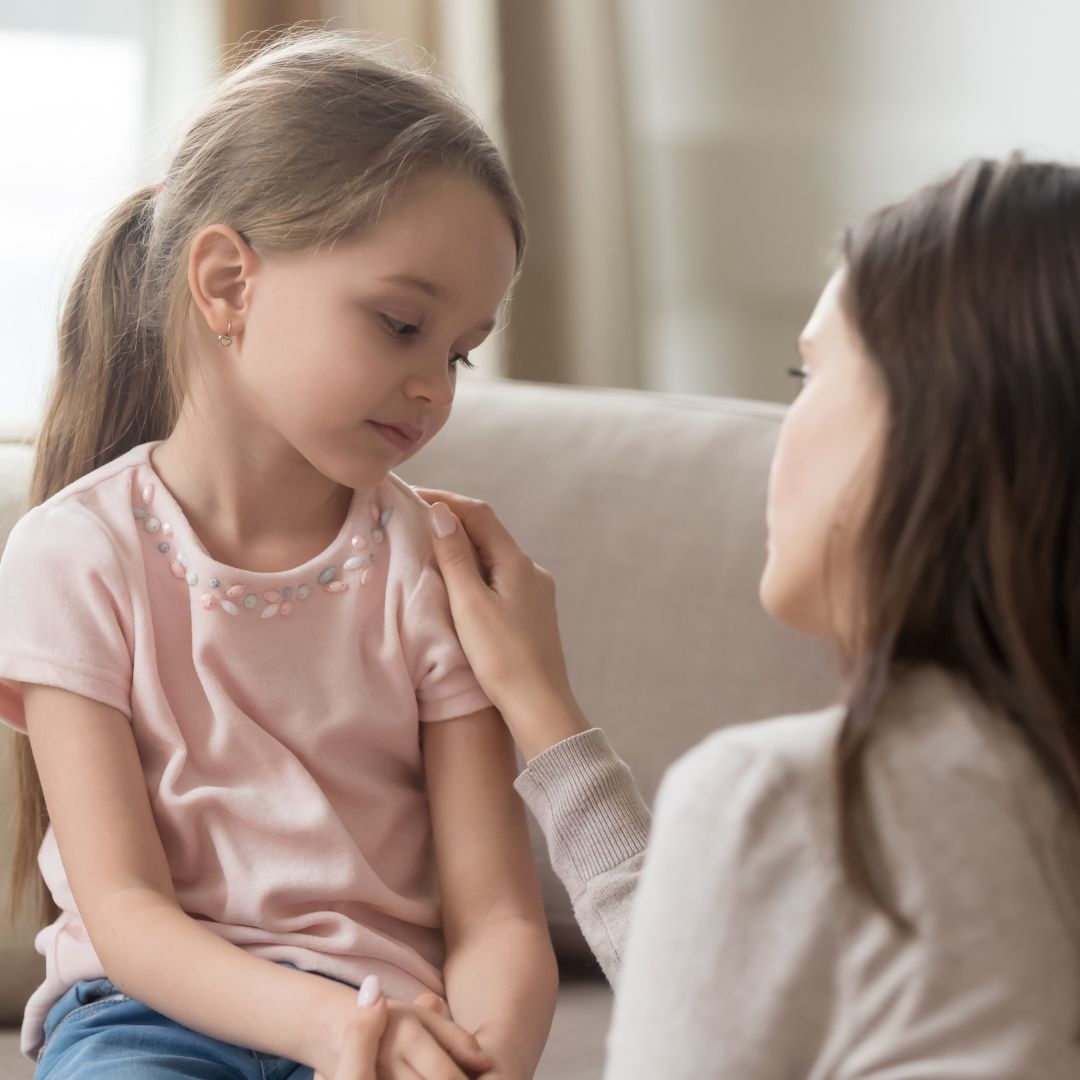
[603,730,842,1080]
[400,551,491,723]
[0,504,134,732]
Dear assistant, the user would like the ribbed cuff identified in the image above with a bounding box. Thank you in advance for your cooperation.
[515,728,651,898]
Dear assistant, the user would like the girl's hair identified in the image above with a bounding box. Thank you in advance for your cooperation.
[836,156,1080,925]
[9,28,525,923]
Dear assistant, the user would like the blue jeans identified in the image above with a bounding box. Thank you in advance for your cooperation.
[35,963,359,1079]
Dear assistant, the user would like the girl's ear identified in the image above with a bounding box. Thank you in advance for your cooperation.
[187,224,257,343]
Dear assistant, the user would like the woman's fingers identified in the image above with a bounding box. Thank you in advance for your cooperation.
[425,502,492,616]
[404,1035,472,1080]
[332,991,388,1078]
[415,488,524,578]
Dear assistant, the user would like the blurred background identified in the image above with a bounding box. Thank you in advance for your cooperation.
[3,0,1080,438]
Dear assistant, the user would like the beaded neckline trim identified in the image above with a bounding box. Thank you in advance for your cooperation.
[133,482,391,619]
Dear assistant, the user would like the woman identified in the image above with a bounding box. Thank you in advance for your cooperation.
[346,156,1080,1077]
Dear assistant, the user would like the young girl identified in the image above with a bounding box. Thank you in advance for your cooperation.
[419,155,1080,1077]
[0,30,556,1080]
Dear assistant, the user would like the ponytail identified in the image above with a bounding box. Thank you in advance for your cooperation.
[31,185,176,506]
[9,185,179,923]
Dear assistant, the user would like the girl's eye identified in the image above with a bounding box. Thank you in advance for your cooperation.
[382,315,420,338]
[381,314,472,368]
[787,366,810,384]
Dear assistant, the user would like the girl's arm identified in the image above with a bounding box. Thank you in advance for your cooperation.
[424,705,559,1078]
[24,684,491,1080]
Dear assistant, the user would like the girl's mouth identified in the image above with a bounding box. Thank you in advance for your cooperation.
[369,421,419,450]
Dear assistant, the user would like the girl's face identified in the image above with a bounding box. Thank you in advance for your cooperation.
[224,171,518,491]
[760,270,888,645]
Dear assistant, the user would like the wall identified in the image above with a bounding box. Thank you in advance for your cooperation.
[621,0,1080,402]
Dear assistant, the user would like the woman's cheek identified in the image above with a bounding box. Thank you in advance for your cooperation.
[761,410,827,627]
[767,407,811,527]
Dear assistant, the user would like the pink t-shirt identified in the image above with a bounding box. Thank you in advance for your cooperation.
[0,442,490,1059]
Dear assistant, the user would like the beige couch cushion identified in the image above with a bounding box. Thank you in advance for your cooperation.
[0,443,30,547]
[0,442,42,1026]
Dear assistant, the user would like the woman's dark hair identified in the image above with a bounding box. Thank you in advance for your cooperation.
[837,156,1080,924]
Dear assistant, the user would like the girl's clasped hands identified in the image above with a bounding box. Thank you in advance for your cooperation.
[319,977,504,1080]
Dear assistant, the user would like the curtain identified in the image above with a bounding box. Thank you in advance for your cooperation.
[494,0,641,388]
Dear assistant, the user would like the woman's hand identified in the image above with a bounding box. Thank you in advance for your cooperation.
[314,977,387,1080]
[316,978,493,1079]
[418,488,589,761]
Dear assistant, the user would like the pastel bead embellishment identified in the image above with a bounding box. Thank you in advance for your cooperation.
[145,475,391,618]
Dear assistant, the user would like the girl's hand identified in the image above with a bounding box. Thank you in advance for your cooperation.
[418,489,589,761]
[412,995,525,1080]
[317,978,494,1080]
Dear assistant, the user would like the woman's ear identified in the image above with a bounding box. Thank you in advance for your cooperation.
[187,224,257,343]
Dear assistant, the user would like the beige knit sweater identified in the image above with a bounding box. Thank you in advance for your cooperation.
[514,667,1080,1078]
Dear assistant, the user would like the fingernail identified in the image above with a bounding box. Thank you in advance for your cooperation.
[357,975,381,1007]
[430,503,457,539]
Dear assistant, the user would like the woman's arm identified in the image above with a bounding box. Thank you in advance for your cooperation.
[25,684,491,1080]
[418,489,651,983]
[423,705,559,1078]
[514,728,650,985]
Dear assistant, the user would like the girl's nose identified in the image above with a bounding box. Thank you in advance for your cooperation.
[403,356,456,408]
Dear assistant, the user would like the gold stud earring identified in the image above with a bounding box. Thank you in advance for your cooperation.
[217,321,233,348]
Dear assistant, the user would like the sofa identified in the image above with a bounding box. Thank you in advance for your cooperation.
[0,378,837,1078]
